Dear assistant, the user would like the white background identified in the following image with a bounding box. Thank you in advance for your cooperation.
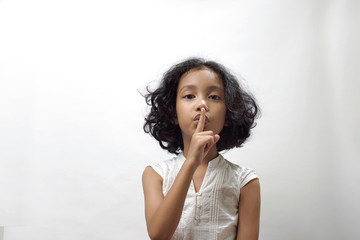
[1,0,359,239]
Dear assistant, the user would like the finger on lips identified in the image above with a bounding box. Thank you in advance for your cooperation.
[196,108,206,132]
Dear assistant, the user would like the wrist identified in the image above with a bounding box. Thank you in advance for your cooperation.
[183,157,199,172]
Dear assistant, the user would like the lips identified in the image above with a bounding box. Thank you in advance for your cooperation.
[193,114,209,124]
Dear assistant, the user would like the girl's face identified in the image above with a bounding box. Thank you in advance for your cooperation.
[175,68,227,142]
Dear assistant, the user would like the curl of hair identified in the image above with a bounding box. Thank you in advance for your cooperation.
[143,57,260,154]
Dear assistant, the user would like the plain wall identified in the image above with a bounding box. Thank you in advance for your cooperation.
[1,0,359,239]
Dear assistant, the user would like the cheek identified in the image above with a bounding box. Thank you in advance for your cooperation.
[219,104,227,118]
[220,107,228,126]
[174,108,183,125]
[175,106,185,125]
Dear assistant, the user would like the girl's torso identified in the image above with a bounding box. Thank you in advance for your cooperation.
[150,153,257,240]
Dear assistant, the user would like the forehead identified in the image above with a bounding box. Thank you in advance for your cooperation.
[177,68,224,91]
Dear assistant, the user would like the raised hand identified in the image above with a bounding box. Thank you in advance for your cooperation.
[187,108,220,167]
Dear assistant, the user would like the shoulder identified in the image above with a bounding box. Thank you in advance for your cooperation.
[142,166,164,202]
[145,154,185,179]
[221,156,259,189]
[142,165,162,184]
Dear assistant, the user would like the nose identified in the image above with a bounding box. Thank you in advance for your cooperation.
[197,99,209,111]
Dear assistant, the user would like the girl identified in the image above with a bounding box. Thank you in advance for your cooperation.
[142,58,260,240]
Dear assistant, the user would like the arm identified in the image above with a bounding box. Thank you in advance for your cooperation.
[142,108,219,240]
[236,178,261,240]
[142,161,197,240]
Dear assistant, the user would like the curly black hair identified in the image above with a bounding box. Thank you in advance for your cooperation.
[143,57,259,155]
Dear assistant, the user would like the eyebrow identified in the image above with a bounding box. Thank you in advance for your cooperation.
[178,85,225,93]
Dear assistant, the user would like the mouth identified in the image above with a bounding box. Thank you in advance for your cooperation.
[193,114,209,124]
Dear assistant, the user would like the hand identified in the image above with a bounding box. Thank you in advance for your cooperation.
[186,108,220,167]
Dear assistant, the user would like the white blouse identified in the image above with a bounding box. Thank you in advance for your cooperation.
[150,153,258,240]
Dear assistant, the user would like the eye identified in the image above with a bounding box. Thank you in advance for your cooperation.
[209,95,221,100]
[183,94,195,99]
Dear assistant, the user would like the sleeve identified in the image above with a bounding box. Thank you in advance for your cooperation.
[149,162,165,179]
[239,168,258,189]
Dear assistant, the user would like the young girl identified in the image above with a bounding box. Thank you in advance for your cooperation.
[142,58,260,240]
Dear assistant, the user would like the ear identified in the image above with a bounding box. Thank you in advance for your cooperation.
[173,114,178,125]
[224,118,231,127]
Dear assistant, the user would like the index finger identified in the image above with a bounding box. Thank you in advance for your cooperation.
[195,108,206,133]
